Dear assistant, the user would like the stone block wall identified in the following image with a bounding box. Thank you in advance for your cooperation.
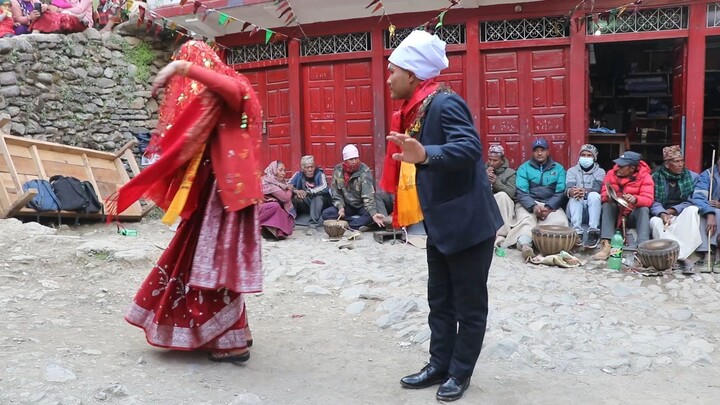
[0,24,174,152]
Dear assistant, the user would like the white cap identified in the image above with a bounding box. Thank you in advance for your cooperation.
[388,30,449,80]
[342,144,359,161]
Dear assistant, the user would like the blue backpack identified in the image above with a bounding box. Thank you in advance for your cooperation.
[22,179,61,212]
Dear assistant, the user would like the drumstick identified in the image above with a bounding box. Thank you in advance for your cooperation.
[708,149,716,274]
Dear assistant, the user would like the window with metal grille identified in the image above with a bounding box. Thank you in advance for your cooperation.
[226,42,288,65]
[300,32,371,56]
[384,25,466,49]
[586,6,688,35]
[709,3,720,28]
[481,17,568,42]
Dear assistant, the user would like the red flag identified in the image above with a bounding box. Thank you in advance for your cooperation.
[284,12,294,24]
[174,32,184,45]
[241,21,251,31]
[365,0,380,9]
[193,1,202,14]
[179,0,188,6]
[249,26,260,37]
[372,3,382,13]
[154,24,163,38]
[276,1,289,12]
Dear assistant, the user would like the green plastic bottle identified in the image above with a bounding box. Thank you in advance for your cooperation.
[607,231,624,270]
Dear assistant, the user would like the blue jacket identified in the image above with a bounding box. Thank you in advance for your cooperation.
[692,167,720,216]
[650,170,698,216]
[516,157,567,211]
[289,168,329,196]
[415,92,502,255]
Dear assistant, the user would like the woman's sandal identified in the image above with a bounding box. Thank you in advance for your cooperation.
[208,350,250,363]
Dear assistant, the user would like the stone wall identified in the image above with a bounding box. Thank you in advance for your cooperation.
[0,24,174,151]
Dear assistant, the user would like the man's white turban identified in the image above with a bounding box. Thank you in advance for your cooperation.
[388,30,449,80]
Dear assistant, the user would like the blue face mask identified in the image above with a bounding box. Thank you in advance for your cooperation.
[579,157,594,169]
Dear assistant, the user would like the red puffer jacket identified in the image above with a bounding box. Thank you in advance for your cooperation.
[601,160,655,216]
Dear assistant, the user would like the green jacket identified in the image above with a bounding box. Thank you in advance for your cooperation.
[330,163,378,216]
[486,158,516,199]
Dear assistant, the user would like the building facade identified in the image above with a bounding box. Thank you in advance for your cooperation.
[153,0,720,176]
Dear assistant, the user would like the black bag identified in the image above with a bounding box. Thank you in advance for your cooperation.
[80,181,103,214]
[49,175,102,214]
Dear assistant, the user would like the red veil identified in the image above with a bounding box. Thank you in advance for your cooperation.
[107,41,263,220]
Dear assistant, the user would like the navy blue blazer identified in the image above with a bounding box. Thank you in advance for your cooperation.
[415,92,503,255]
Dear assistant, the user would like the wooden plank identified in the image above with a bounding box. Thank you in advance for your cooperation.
[114,140,138,159]
[3,134,116,160]
[93,167,123,183]
[42,161,88,179]
[85,156,118,171]
[13,157,39,176]
[0,136,23,192]
[81,153,102,199]
[122,149,142,179]
[29,145,47,178]
[1,189,37,219]
[37,149,84,165]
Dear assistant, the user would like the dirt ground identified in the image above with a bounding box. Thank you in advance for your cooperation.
[1,218,719,405]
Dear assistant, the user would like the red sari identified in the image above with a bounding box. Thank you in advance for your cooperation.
[31,11,85,33]
[114,41,264,352]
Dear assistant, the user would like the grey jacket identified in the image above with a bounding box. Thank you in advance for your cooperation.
[486,158,516,199]
[565,163,606,195]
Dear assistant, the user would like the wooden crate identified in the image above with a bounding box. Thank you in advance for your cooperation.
[0,118,153,221]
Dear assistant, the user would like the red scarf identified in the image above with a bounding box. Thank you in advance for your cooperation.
[380,79,440,194]
[342,160,361,187]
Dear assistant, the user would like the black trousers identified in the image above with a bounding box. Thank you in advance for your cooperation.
[427,237,493,380]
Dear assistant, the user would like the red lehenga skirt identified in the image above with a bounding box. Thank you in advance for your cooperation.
[124,161,263,351]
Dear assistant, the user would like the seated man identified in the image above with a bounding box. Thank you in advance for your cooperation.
[565,144,605,248]
[321,144,390,231]
[649,146,700,271]
[289,155,331,235]
[692,154,720,266]
[485,145,516,246]
[503,138,568,259]
[593,151,654,260]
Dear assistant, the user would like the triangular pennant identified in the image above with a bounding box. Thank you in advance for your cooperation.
[249,26,260,37]
[284,12,295,24]
[285,15,297,26]
[365,0,381,9]
[201,9,211,22]
[265,29,274,44]
[193,1,202,14]
[388,24,396,38]
[218,13,228,26]
[279,7,292,18]
[276,1,289,12]
[435,10,446,29]
[179,0,188,6]
[241,21,251,31]
[372,3,382,13]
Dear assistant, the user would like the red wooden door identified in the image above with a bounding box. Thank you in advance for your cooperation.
[481,47,570,168]
[303,61,374,173]
[672,41,687,146]
[243,68,292,169]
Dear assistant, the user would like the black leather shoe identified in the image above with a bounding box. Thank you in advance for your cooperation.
[436,376,470,402]
[400,365,448,389]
